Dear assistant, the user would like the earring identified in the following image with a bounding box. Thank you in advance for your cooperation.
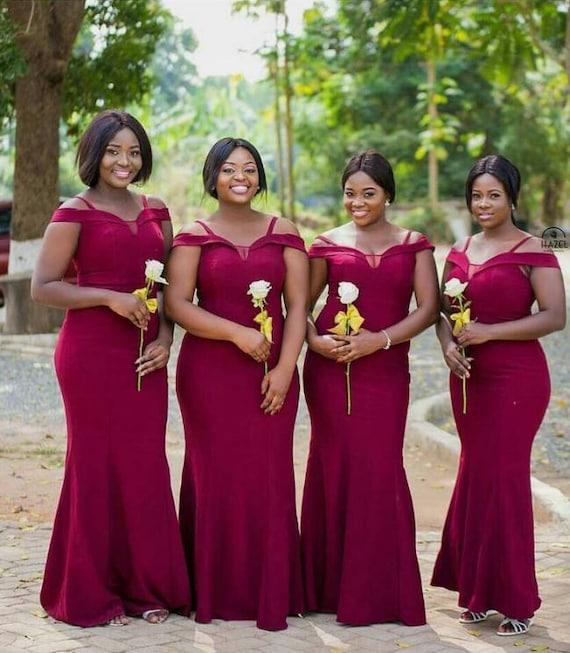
[386,200,391,206]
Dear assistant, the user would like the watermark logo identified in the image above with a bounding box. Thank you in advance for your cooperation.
[541,226,568,250]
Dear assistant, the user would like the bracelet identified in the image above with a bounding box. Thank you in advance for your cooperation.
[381,329,391,350]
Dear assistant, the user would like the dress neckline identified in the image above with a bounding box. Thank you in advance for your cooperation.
[460,234,533,266]
[195,216,278,249]
[312,231,421,269]
[74,194,150,223]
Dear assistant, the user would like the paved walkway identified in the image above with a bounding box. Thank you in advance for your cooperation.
[1,246,569,652]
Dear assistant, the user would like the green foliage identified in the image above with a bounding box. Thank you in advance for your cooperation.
[0,5,25,120]
[392,206,453,243]
[63,0,170,136]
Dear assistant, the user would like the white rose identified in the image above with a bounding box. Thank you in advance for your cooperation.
[443,277,467,298]
[338,281,359,305]
[145,259,168,285]
[248,279,272,300]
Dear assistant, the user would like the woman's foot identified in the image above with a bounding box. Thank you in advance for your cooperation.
[459,609,497,624]
[497,617,533,636]
[142,608,169,624]
[106,614,129,626]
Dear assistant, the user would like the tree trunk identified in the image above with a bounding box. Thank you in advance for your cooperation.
[5,0,85,332]
[542,175,565,225]
[426,58,439,213]
[282,5,296,222]
[272,13,285,217]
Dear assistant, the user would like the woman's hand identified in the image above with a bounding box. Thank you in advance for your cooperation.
[307,332,344,360]
[136,337,172,377]
[234,326,271,363]
[333,328,382,363]
[443,341,472,379]
[108,291,150,330]
[456,321,491,347]
[260,365,293,415]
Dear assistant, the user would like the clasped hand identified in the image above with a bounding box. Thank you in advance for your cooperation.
[308,328,380,363]
[136,338,171,376]
[109,291,150,330]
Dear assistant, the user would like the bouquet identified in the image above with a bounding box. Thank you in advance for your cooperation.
[328,281,364,415]
[443,277,471,413]
[248,280,273,374]
[132,259,168,391]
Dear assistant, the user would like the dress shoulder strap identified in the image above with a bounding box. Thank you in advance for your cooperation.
[462,236,472,253]
[74,195,96,209]
[314,234,337,246]
[195,220,215,235]
[402,229,413,245]
[266,216,279,235]
[141,194,149,209]
[510,235,533,253]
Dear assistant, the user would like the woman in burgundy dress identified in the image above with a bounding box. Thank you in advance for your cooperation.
[300,150,439,626]
[165,137,308,631]
[431,155,566,636]
[31,110,190,627]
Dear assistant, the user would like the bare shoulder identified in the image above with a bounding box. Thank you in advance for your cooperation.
[315,223,347,243]
[178,219,208,235]
[143,194,167,210]
[517,234,547,254]
[272,216,301,237]
[403,228,427,244]
[59,196,87,210]
[451,235,470,251]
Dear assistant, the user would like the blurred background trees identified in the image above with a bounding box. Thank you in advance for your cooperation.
[1,0,569,247]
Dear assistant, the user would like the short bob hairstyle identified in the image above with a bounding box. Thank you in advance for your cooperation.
[76,110,153,187]
[341,149,396,203]
[465,154,521,211]
[202,137,268,199]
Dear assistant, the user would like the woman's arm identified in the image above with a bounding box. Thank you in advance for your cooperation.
[436,260,472,378]
[136,219,174,377]
[31,221,150,330]
[457,265,566,346]
[260,242,309,414]
[305,256,343,360]
[336,248,440,363]
[164,241,270,361]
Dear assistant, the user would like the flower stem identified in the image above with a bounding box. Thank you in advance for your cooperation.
[346,361,351,415]
[137,327,144,392]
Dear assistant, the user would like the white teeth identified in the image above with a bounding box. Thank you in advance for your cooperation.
[352,211,367,218]
[231,186,249,194]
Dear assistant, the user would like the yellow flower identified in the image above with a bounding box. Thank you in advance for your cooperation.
[444,277,471,413]
[450,307,471,336]
[248,279,273,374]
[133,259,168,392]
[327,281,365,416]
[328,303,365,336]
[254,310,273,343]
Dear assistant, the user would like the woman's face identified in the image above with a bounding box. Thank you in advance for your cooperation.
[470,173,511,229]
[98,127,142,189]
[215,146,260,204]
[343,171,389,227]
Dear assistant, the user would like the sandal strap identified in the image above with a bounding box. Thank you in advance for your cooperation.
[498,617,532,634]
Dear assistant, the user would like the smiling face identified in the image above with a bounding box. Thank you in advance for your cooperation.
[215,147,260,204]
[97,127,142,190]
[343,170,389,227]
[470,173,512,229]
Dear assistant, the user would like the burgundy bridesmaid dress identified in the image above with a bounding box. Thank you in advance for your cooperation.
[40,197,191,626]
[174,217,305,631]
[301,231,431,626]
[431,237,560,620]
